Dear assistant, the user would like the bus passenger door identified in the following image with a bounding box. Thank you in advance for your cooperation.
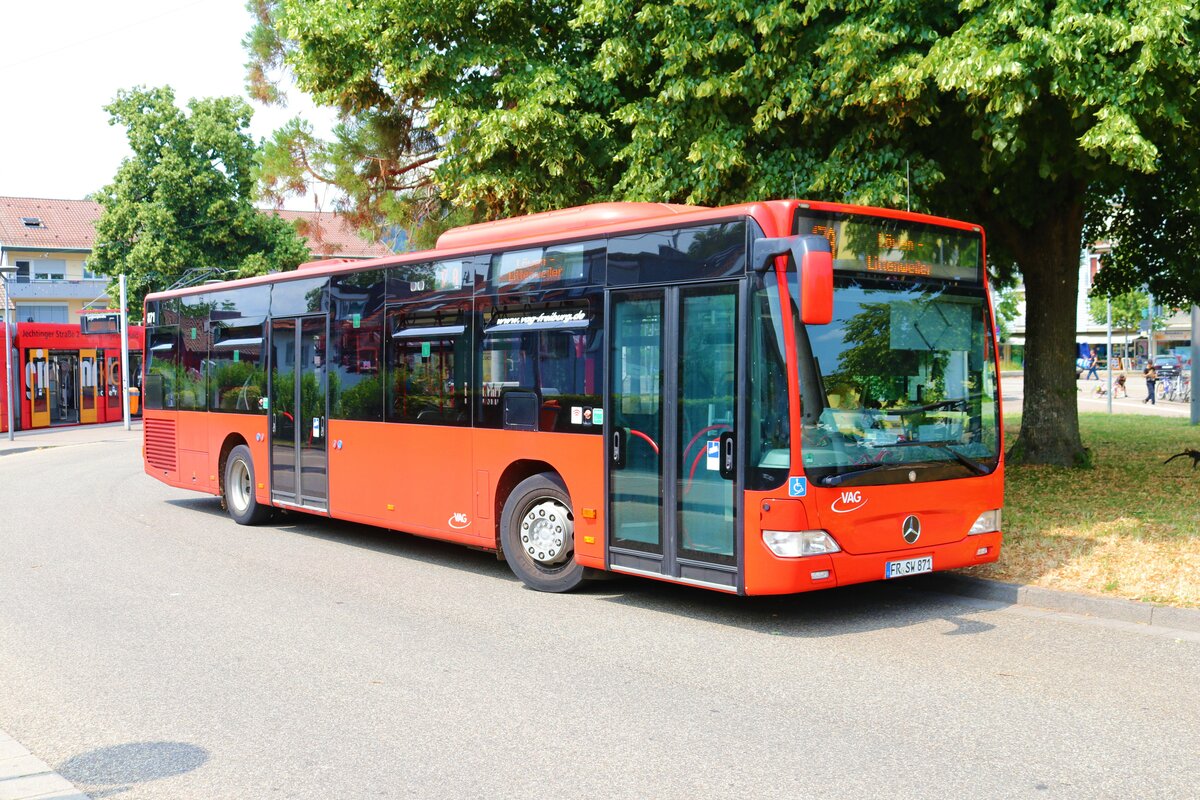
[79,349,98,424]
[607,283,742,592]
[26,350,50,429]
[105,353,123,421]
[270,316,329,512]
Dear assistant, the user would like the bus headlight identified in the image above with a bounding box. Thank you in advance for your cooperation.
[968,509,1002,535]
[762,529,841,558]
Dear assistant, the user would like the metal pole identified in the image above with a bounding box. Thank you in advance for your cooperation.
[1106,297,1113,414]
[2,272,12,440]
[1191,304,1199,426]
[1147,290,1155,361]
[120,274,131,431]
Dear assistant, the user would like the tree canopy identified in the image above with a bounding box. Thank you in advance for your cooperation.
[1088,289,1151,335]
[1087,151,1200,309]
[90,86,310,315]
[247,0,1200,464]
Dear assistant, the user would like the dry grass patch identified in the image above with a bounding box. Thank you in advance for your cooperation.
[966,413,1200,607]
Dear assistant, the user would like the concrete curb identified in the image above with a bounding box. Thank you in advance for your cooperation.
[0,729,89,799]
[919,574,1200,633]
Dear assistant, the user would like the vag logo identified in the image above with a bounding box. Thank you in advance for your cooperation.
[448,512,471,529]
[831,490,867,514]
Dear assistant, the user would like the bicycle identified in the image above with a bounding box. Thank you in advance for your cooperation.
[1176,371,1192,402]
[1157,373,1175,401]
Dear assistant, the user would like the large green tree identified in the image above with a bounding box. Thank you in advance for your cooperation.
[90,86,310,315]
[1087,151,1200,308]
[245,0,620,224]
[248,1,1200,465]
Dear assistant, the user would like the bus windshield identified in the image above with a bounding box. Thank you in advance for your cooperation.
[791,213,1000,486]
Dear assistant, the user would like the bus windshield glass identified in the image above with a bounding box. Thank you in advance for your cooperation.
[792,212,999,485]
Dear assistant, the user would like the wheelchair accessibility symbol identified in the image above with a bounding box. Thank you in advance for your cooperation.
[789,477,807,497]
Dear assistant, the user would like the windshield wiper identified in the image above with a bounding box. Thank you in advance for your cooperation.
[820,462,895,487]
[901,439,991,475]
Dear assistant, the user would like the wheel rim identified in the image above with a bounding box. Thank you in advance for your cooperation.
[229,459,252,514]
[520,499,573,566]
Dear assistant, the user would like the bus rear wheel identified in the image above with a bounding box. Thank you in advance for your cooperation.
[224,444,272,525]
[500,473,585,593]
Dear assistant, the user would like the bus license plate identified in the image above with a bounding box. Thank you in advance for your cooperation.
[885,556,932,579]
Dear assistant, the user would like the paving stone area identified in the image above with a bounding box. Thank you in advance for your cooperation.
[0,730,88,800]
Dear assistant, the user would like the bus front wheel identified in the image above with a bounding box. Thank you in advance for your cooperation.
[501,473,585,593]
[224,444,272,525]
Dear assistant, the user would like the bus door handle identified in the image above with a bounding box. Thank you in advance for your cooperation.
[612,427,627,469]
[719,431,736,480]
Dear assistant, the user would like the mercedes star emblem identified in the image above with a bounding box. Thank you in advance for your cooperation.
[902,515,921,544]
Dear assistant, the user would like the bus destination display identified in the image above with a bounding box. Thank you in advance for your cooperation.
[795,213,982,283]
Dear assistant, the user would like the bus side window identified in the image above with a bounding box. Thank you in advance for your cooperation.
[386,315,469,426]
[145,326,180,410]
[477,326,602,433]
[478,332,534,429]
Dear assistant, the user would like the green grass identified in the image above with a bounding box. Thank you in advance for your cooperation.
[967,413,1200,607]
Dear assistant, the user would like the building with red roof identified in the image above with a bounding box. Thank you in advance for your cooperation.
[0,197,396,322]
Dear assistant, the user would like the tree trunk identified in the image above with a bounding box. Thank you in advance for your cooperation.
[1005,197,1089,466]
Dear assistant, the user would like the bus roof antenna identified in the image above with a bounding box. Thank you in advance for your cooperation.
[906,160,911,212]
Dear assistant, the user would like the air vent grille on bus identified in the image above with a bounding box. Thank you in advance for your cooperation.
[144,418,177,472]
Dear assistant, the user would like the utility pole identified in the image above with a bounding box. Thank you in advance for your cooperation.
[1192,305,1199,426]
[1,261,15,441]
[1106,297,1113,414]
[120,274,131,431]
[1147,290,1155,362]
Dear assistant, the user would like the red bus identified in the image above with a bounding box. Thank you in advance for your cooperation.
[1,319,144,432]
[142,200,1003,594]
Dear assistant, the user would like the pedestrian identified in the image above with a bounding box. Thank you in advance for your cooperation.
[1085,351,1100,380]
[1143,363,1158,404]
[1114,373,1127,398]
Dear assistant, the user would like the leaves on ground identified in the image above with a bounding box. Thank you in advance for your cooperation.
[968,413,1200,607]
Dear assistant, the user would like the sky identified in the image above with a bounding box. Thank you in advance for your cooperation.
[0,0,336,210]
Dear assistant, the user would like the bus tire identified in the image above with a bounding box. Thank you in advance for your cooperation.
[224,444,271,525]
[500,473,585,593]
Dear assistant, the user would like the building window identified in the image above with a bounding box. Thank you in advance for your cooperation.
[15,304,70,323]
[82,261,99,279]
[32,259,66,281]
[20,217,43,228]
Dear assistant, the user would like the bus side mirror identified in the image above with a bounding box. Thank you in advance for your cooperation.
[752,235,833,324]
[799,247,833,325]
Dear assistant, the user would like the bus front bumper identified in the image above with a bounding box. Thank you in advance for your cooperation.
[749,531,1003,595]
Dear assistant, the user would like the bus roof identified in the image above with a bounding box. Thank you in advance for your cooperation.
[434,202,698,250]
[145,199,982,302]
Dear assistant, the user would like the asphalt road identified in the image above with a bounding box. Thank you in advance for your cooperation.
[2,434,1198,799]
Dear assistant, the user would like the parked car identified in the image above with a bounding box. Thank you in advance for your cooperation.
[1153,354,1183,376]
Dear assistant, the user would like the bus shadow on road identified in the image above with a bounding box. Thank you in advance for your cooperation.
[592,578,1001,638]
[168,497,522,583]
[164,497,1001,637]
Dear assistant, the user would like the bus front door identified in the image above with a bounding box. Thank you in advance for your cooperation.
[607,282,743,592]
[270,316,329,512]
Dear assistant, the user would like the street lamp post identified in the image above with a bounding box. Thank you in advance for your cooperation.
[119,274,131,431]
[0,263,17,441]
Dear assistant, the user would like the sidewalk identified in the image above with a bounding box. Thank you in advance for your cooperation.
[0,729,88,799]
[919,574,1200,635]
[0,420,141,457]
[1002,372,1195,418]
